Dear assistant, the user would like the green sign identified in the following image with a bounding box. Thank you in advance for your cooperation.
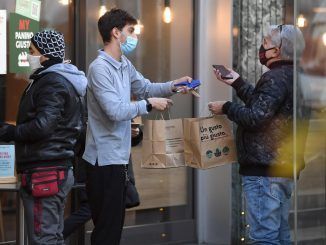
[9,13,39,73]
[15,0,41,21]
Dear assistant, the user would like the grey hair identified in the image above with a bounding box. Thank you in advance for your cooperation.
[265,25,306,60]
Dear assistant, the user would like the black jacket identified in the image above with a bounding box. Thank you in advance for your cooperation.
[223,60,309,178]
[14,70,85,172]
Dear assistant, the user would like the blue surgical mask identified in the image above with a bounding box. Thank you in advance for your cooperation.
[120,33,138,54]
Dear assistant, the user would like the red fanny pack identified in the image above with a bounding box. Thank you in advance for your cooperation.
[21,167,66,198]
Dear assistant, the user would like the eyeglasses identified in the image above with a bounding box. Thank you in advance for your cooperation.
[277,24,283,48]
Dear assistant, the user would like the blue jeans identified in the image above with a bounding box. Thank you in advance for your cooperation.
[242,176,294,245]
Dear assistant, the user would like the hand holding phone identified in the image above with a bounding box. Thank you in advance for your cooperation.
[212,65,240,85]
[212,65,233,79]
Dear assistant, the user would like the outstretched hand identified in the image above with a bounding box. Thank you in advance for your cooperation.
[213,67,239,85]
[172,76,193,94]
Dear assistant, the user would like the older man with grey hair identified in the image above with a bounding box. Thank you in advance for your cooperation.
[209,25,307,244]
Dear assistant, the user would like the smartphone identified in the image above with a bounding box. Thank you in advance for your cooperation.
[212,65,233,79]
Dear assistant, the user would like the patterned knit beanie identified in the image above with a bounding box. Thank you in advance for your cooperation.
[31,30,65,61]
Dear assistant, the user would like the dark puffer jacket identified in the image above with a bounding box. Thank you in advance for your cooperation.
[222,60,309,178]
[14,64,87,172]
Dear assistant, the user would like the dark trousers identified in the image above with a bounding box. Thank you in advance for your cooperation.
[63,189,91,239]
[86,161,127,245]
[63,159,91,239]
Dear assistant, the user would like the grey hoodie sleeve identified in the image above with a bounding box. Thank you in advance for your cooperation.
[128,61,174,99]
[88,67,148,121]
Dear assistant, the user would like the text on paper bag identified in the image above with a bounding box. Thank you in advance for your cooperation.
[200,124,229,142]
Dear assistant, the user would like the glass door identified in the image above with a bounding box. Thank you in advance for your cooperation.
[82,1,195,244]
[0,0,75,243]
[231,0,326,243]
[293,0,326,244]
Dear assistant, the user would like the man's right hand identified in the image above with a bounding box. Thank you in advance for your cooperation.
[131,127,140,137]
[213,67,239,85]
[148,98,173,111]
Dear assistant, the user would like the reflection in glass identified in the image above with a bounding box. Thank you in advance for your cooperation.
[0,0,75,242]
[293,0,326,244]
[84,3,194,242]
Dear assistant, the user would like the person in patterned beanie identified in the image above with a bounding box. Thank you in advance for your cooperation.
[0,29,87,244]
[31,30,65,61]
[24,30,66,72]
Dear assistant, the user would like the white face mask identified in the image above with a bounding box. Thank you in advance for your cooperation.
[27,54,43,72]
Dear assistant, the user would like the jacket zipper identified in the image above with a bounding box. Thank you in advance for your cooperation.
[32,179,58,189]
[32,173,58,179]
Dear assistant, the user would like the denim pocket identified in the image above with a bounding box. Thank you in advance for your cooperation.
[269,177,293,202]
[242,176,262,188]
[244,176,260,182]
[242,176,263,232]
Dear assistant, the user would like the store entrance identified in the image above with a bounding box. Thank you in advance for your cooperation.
[0,0,196,244]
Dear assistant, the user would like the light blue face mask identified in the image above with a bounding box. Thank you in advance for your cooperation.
[120,33,138,54]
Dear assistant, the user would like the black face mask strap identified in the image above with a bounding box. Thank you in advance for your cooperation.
[41,58,62,68]
[278,24,283,49]
[262,46,277,52]
[265,25,283,52]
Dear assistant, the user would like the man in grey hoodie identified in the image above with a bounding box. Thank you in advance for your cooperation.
[83,9,192,245]
[0,30,87,245]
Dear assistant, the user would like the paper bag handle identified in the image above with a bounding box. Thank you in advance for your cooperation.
[154,109,172,120]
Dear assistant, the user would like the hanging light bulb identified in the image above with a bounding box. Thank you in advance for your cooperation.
[163,7,172,23]
[297,14,307,28]
[134,20,144,35]
[99,5,108,18]
[59,0,70,5]
[232,27,239,37]
[322,33,326,47]
[163,0,172,24]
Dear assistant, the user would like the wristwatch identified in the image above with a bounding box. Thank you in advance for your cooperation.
[145,99,152,112]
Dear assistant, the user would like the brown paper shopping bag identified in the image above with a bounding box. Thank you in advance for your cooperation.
[184,116,237,169]
[141,119,185,168]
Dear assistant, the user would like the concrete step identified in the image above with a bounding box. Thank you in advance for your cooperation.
[289,207,326,228]
[291,226,326,244]
[297,156,325,192]
[292,188,326,210]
